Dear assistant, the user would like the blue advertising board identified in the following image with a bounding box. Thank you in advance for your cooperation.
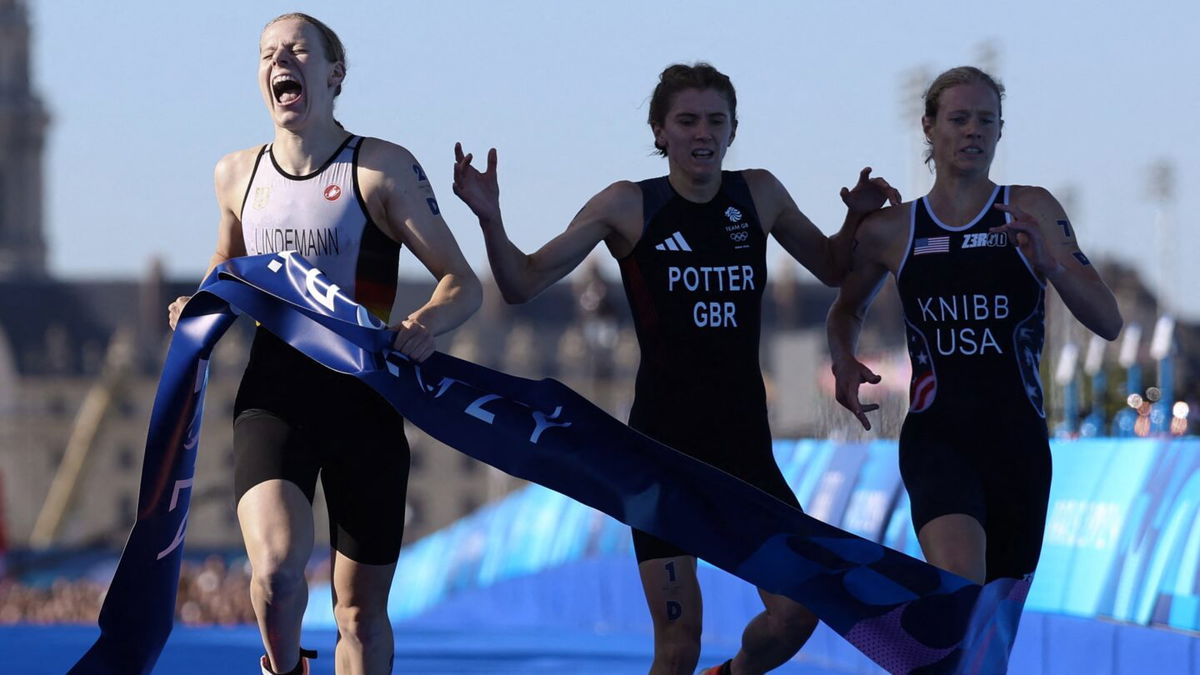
[313,437,1200,635]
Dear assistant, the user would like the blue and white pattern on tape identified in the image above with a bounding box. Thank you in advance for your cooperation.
[72,252,1027,675]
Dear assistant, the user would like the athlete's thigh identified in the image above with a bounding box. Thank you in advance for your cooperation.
[756,588,816,621]
[916,513,987,583]
[638,555,702,629]
[237,479,316,568]
[982,431,1052,580]
[898,419,987,532]
[234,410,319,564]
[233,409,321,503]
[318,383,411,566]
[331,550,398,614]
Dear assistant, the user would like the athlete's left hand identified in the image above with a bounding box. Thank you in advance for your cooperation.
[840,167,902,216]
[392,318,436,362]
[991,204,1063,278]
[832,357,882,431]
[452,143,501,226]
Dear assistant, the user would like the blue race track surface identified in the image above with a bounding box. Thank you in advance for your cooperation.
[6,613,1200,674]
[0,623,844,674]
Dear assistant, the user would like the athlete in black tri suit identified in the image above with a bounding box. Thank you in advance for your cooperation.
[453,63,900,675]
[167,14,481,675]
[828,66,1122,588]
[623,171,798,564]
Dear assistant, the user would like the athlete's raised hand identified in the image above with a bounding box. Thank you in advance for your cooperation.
[392,318,436,362]
[167,296,190,330]
[832,357,882,431]
[840,167,902,216]
[452,142,501,226]
[991,203,1061,277]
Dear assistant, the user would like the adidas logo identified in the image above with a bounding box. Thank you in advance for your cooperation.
[654,231,692,252]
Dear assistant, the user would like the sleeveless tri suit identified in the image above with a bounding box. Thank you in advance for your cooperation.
[233,135,410,564]
[896,185,1051,581]
[618,171,800,562]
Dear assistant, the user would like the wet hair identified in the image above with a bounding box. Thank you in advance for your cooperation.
[922,66,1004,166]
[263,13,347,97]
[648,63,738,157]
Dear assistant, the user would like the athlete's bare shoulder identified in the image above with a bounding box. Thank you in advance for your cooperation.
[213,145,264,210]
[356,136,417,169]
[565,180,643,257]
[739,167,785,205]
[739,167,777,186]
[1008,184,1059,214]
[355,136,417,183]
[594,179,643,213]
[739,164,787,198]
[352,137,447,234]
[214,146,263,189]
[858,201,910,245]
[739,167,782,188]
[588,179,643,237]
[855,201,911,270]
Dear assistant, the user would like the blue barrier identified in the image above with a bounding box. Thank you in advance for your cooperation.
[299,437,1200,671]
[1028,438,1200,629]
[304,437,1200,643]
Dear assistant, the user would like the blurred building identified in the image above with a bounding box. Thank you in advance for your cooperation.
[0,0,48,279]
[0,256,851,555]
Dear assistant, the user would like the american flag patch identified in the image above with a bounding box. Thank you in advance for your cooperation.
[910,371,937,412]
[914,236,950,255]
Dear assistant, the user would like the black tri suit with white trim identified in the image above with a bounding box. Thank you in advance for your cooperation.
[618,171,800,563]
[896,184,1051,581]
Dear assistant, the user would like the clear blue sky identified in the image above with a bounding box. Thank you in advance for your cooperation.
[30,0,1200,318]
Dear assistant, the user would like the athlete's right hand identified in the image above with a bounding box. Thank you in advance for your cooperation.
[167,296,191,331]
[452,142,502,226]
[392,318,436,362]
[832,358,882,431]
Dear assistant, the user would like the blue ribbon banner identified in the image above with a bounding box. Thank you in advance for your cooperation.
[72,253,1028,674]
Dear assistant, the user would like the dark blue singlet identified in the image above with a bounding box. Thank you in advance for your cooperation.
[896,185,1051,581]
[618,171,800,563]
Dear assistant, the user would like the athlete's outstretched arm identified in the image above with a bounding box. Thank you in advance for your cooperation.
[361,140,482,361]
[826,214,894,430]
[992,187,1123,341]
[452,143,638,304]
[168,149,254,329]
[758,168,900,286]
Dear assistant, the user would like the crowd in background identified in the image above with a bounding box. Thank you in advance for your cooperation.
[0,555,331,625]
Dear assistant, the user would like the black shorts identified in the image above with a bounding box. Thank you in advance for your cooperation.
[233,329,410,565]
[627,402,799,563]
[899,412,1052,581]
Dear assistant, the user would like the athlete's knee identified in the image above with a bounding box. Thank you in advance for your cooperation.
[919,516,987,583]
[929,549,987,583]
[652,633,701,674]
[923,532,986,580]
[765,601,818,636]
[249,555,308,603]
[651,613,701,668]
[332,602,391,648]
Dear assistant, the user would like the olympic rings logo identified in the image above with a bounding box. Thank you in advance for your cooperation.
[729,231,749,243]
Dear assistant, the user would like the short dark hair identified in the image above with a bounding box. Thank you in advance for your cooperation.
[648,63,737,156]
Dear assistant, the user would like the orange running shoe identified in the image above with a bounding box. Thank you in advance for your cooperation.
[699,659,732,675]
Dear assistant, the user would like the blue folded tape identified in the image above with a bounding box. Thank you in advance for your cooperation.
[72,252,1027,674]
